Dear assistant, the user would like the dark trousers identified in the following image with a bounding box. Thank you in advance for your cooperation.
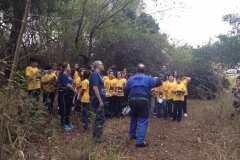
[58,91,73,126]
[43,91,55,114]
[167,99,173,117]
[28,89,40,117]
[106,96,115,114]
[82,102,90,130]
[92,102,105,139]
[115,96,124,115]
[173,100,183,120]
[183,95,188,113]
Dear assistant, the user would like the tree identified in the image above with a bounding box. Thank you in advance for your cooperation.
[0,0,31,159]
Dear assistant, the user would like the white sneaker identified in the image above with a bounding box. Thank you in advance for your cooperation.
[57,107,59,110]
[183,113,188,117]
[71,107,75,111]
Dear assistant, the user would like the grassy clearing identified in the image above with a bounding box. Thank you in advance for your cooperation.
[4,83,240,159]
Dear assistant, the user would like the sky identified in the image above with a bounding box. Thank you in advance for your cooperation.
[145,0,240,46]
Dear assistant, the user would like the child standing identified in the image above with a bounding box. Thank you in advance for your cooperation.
[25,57,41,117]
[231,76,240,117]
[115,71,126,118]
[165,74,175,119]
[41,65,57,114]
[172,76,186,122]
[80,70,91,130]
[104,70,117,119]
[180,74,191,117]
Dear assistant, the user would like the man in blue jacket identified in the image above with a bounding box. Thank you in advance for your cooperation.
[124,63,162,147]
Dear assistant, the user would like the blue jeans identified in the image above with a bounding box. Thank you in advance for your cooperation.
[148,95,153,117]
[92,102,105,139]
[82,103,90,129]
[129,117,149,144]
[158,100,167,116]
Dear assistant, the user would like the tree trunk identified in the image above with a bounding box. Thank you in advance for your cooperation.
[4,0,26,78]
[0,0,31,159]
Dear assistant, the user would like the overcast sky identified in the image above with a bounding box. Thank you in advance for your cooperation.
[145,0,240,46]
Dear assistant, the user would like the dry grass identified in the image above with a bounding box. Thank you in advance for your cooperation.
[4,88,240,160]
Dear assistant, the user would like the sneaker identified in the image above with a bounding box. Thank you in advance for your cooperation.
[177,118,181,122]
[57,106,59,110]
[153,113,156,118]
[58,115,61,118]
[71,107,75,111]
[67,123,75,129]
[183,113,188,117]
[62,125,72,131]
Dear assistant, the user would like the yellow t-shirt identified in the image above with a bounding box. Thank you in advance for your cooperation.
[115,78,126,97]
[103,76,109,82]
[81,79,90,103]
[152,87,158,98]
[172,83,186,101]
[104,78,117,97]
[156,82,167,100]
[74,77,82,93]
[73,70,79,80]
[41,73,57,92]
[26,66,41,90]
[181,79,189,96]
[166,81,176,100]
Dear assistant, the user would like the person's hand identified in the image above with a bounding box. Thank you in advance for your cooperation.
[99,101,104,108]
[73,89,77,96]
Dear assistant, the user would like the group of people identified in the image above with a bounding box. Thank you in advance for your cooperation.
[25,57,191,146]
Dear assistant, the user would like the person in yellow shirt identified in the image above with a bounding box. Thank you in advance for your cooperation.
[152,87,158,118]
[73,63,79,80]
[115,71,126,118]
[25,57,41,117]
[172,76,186,122]
[80,70,91,130]
[180,74,191,117]
[41,65,57,114]
[154,75,168,119]
[165,74,175,119]
[104,70,117,119]
[103,68,111,82]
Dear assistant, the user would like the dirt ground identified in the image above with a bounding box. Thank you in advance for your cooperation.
[10,98,240,160]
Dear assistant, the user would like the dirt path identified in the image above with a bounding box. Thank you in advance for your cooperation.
[99,100,201,160]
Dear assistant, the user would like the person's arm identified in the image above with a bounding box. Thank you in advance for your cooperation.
[26,68,41,81]
[184,77,191,83]
[93,86,104,108]
[66,84,77,94]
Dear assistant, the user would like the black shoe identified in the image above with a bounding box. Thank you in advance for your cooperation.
[231,113,235,117]
[136,142,149,147]
[130,136,137,140]
[177,118,181,122]
[172,118,176,122]
[116,114,120,118]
